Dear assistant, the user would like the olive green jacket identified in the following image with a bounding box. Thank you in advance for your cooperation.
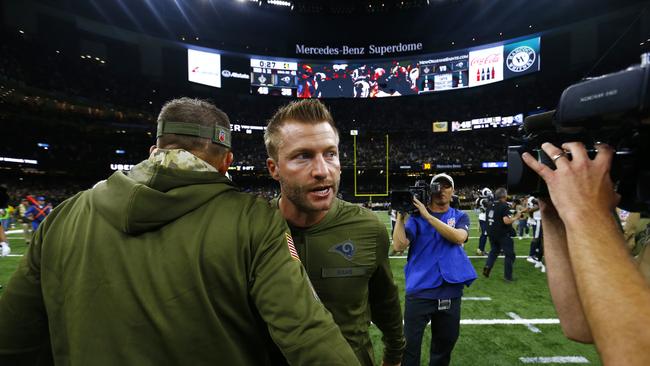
[276,198,405,365]
[0,155,359,366]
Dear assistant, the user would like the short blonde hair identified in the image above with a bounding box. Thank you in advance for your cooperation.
[264,99,338,161]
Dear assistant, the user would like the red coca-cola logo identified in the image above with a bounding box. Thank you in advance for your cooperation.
[470,54,501,66]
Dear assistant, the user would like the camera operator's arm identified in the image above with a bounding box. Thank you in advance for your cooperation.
[538,199,593,343]
[523,142,650,366]
[412,197,468,244]
[392,212,410,252]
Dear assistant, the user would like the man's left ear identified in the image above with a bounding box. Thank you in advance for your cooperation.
[217,151,234,174]
[266,158,280,181]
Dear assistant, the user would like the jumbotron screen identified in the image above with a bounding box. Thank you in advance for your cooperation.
[293,36,540,98]
[187,35,540,98]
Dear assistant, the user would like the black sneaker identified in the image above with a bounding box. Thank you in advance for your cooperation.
[482,266,491,278]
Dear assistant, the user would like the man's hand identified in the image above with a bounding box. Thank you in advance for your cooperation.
[412,197,429,218]
[522,142,617,221]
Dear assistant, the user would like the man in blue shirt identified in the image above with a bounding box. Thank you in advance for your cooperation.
[393,173,477,366]
[23,196,51,231]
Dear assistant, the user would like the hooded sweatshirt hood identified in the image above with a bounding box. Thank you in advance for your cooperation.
[90,149,236,234]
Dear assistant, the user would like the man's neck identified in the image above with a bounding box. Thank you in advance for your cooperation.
[278,197,329,228]
[428,202,450,213]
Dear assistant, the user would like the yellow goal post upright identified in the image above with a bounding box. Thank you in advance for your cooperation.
[353,133,390,202]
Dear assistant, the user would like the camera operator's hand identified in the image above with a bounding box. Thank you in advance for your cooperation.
[523,143,650,365]
[522,142,617,221]
[412,197,429,218]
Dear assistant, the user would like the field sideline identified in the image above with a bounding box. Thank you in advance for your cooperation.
[0,210,602,365]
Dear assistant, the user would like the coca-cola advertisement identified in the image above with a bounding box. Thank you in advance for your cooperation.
[468,46,504,87]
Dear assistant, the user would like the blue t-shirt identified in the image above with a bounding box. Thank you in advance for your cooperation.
[404,207,477,299]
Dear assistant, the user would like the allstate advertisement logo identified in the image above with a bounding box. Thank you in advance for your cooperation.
[221,70,250,80]
[506,46,536,72]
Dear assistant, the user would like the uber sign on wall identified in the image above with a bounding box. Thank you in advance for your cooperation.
[503,37,540,79]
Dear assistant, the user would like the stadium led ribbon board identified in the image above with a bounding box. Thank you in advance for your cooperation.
[186,35,540,98]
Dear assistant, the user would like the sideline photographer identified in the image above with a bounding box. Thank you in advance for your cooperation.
[522,142,650,365]
[392,174,477,366]
[482,188,525,281]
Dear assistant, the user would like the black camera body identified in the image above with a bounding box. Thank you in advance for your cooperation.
[391,179,440,214]
[507,60,650,215]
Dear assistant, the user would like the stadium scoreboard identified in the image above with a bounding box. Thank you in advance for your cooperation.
[250,58,298,97]
[187,36,540,99]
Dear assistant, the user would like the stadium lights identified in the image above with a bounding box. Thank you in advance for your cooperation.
[0,157,38,165]
[268,0,291,7]
[18,30,24,34]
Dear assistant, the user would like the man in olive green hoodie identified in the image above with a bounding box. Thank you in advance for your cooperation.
[0,98,359,366]
[265,99,405,366]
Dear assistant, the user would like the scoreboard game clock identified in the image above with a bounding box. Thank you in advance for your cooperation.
[250,58,298,96]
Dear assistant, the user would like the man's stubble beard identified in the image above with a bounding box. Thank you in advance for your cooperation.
[280,176,341,213]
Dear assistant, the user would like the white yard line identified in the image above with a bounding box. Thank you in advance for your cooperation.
[460,318,559,325]
[371,317,559,328]
[519,356,589,364]
[462,297,492,301]
[508,312,541,333]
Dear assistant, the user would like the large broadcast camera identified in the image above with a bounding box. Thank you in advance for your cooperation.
[391,179,442,214]
[507,55,650,215]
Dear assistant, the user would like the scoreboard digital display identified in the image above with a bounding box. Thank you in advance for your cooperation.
[186,35,540,99]
[451,113,524,132]
[294,36,539,98]
[250,58,298,97]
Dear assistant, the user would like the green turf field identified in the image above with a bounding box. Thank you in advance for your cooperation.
[368,210,602,366]
[0,211,603,365]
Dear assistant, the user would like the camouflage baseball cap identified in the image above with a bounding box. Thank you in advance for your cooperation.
[156,120,231,148]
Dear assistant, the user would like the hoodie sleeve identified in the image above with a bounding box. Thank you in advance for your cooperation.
[0,217,51,360]
[247,206,360,366]
[369,219,406,365]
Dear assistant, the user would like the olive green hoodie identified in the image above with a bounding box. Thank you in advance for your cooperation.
[0,152,359,366]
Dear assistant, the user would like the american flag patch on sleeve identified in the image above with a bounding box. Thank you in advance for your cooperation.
[286,232,300,261]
